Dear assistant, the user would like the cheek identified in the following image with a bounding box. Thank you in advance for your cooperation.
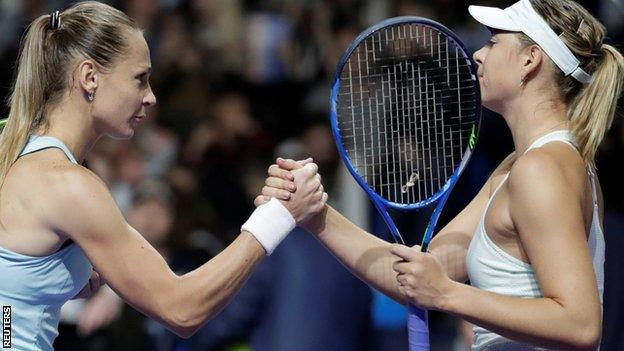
[97,82,133,113]
[483,55,516,93]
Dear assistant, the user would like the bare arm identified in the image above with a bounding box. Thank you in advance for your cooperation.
[49,165,324,338]
[442,152,600,350]
[258,156,513,302]
[393,151,601,350]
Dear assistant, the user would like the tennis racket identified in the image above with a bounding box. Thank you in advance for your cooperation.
[329,17,481,350]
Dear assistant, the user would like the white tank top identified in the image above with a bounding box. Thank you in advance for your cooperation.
[466,130,605,351]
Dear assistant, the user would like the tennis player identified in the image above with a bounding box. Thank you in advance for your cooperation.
[259,0,623,349]
[0,2,327,350]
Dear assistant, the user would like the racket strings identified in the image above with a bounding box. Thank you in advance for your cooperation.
[337,23,477,205]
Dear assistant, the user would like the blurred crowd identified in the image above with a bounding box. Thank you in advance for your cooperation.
[0,0,623,350]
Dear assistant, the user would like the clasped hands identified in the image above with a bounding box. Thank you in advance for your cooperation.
[257,157,455,310]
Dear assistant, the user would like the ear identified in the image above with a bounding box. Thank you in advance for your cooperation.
[76,59,99,99]
[520,44,544,82]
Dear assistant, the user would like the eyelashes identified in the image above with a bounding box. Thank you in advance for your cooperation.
[137,74,150,87]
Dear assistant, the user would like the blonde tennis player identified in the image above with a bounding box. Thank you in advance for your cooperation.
[259,0,623,349]
[0,2,327,350]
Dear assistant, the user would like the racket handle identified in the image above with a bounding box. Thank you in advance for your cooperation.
[408,304,429,351]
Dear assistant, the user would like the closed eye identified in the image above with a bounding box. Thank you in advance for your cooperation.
[137,72,150,86]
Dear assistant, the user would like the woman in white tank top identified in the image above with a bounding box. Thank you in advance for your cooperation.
[260,0,624,349]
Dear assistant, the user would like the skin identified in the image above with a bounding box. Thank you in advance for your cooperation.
[0,29,327,338]
[260,31,604,350]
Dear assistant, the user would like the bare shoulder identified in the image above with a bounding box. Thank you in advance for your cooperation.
[18,150,121,236]
[20,150,109,199]
[507,143,586,200]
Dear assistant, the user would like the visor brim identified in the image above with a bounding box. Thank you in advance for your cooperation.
[468,5,522,32]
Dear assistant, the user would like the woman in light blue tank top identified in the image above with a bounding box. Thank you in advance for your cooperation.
[0,2,328,350]
[260,0,624,350]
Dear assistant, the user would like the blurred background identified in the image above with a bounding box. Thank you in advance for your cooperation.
[0,0,623,350]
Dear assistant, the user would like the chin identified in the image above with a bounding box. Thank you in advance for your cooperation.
[107,128,135,140]
[480,96,502,115]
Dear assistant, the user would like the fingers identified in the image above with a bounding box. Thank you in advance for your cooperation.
[410,244,423,252]
[321,192,328,204]
[296,157,314,167]
[265,176,296,192]
[262,186,291,200]
[254,195,271,207]
[396,273,413,287]
[392,260,413,275]
[303,162,319,175]
[277,157,310,171]
[268,164,295,180]
[390,244,420,262]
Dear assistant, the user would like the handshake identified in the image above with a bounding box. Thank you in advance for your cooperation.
[241,157,328,255]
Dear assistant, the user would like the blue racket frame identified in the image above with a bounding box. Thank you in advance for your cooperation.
[329,16,481,249]
[329,16,482,351]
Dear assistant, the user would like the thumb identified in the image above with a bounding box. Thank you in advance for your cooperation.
[296,157,314,167]
[277,157,312,170]
[390,244,420,262]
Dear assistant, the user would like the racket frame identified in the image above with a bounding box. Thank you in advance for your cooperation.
[329,16,482,248]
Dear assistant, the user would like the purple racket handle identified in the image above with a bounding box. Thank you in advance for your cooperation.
[408,305,429,350]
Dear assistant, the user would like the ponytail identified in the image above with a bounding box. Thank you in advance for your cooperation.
[0,15,50,186]
[569,45,624,165]
[523,0,624,166]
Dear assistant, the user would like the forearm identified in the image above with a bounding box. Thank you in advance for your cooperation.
[312,206,407,304]
[443,282,601,350]
[174,232,265,334]
[427,231,471,283]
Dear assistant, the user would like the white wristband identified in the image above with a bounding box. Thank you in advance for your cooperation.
[241,198,296,255]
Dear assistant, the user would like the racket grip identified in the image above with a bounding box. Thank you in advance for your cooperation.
[408,304,429,351]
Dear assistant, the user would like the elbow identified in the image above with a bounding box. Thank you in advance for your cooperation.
[171,325,198,339]
[165,289,203,338]
[561,314,601,351]
[568,326,601,351]
[168,311,201,339]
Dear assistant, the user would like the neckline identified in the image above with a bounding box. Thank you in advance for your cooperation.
[25,135,78,164]
[524,130,575,155]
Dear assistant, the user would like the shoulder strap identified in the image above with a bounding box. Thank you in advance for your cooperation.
[19,135,78,164]
[524,130,577,155]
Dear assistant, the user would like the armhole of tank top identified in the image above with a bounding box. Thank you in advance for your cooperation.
[55,239,75,253]
[586,166,599,208]
[481,172,510,232]
[20,142,78,253]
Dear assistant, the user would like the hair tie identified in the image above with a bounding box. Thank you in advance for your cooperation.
[50,11,61,30]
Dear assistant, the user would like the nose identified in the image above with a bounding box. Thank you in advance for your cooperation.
[473,46,485,67]
[144,86,157,107]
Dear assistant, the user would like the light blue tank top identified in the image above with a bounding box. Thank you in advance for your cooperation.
[0,135,93,350]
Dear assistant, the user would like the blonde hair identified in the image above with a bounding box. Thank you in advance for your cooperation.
[518,0,624,165]
[0,1,139,185]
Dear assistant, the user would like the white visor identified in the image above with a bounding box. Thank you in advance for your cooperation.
[468,0,592,84]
